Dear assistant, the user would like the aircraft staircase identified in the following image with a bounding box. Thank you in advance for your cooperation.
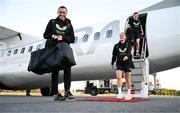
[122,37,149,98]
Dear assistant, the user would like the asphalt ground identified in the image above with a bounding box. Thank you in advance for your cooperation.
[0,95,180,113]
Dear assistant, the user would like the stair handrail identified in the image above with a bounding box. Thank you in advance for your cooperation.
[139,36,146,79]
[140,36,146,60]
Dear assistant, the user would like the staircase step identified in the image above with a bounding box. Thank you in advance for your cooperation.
[134,62,145,68]
[132,82,142,90]
[133,55,141,60]
[122,90,142,94]
[131,74,143,76]
[131,68,143,75]
[131,76,144,82]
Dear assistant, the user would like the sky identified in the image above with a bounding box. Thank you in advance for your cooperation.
[0,0,180,90]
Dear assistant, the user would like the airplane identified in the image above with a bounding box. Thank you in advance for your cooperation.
[0,0,180,97]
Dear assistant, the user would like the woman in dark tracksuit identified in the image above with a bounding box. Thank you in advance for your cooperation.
[111,32,133,100]
[128,12,144,56]
[43,6,75,101]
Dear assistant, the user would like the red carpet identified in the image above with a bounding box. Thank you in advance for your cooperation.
[78,97,145,102]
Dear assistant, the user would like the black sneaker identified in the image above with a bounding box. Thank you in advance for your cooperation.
[54,94,66,101]
[64,91,74,99]
[26,94,31,96]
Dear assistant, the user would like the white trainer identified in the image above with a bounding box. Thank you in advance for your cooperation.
[116,94,123,99]
[124,94,132,100]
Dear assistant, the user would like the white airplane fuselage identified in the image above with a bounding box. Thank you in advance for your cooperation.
[0,4,180,90]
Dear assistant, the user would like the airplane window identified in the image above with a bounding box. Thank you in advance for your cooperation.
[7,50,11,56]
[74,36,78,43]
[14,49,18,54]
[94,32,100,40]
[106,30,113,38]
[36,44,41,50]
[21,47,25,54]
[28,46,33,52]
[82,34,89,42]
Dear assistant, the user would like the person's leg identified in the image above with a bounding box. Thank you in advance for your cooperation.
[116,70,123,98]
[131,46,134,58]
[136,38,140,55]
[131,39,135,58]
[51,71,59,95]
[52,71,66,101]
[26,90,31,96]
[124,67,132,100]
[64,67,71,92]
[64,67,74,99]
[125,72,132,92]
[116,70,123,88]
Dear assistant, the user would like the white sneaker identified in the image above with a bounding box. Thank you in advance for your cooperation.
[124,94,132,100]
[116,94,123,99]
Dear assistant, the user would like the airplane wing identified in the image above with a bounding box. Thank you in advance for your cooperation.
[0,26,21,40]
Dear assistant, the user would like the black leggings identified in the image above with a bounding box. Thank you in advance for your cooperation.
[51,67,71,95]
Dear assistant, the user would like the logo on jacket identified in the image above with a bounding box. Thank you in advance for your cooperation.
[133,21,140,27]
[55,24,67,35]
[119,48,127,53]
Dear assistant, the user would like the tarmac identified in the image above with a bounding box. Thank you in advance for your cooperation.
[0,95,180,113]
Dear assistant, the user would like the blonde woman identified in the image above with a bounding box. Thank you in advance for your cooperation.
[111,32,133,100]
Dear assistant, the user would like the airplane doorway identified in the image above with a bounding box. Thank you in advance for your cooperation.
[125,13,149,58]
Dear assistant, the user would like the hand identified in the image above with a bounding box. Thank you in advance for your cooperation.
[127,24,131,28]
[57,35,63,41]
[141,32,144,35]
[123,56,128,61]
[52,35,58,39]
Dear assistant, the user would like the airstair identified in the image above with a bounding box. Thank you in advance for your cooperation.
[122,38,149,98]
[84,38,149,97]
